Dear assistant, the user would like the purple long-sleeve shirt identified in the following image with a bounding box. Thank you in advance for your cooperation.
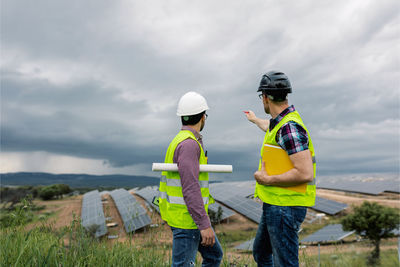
[173,126,211,230]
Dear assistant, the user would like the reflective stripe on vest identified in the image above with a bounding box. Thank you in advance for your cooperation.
[159,191,210,205]
[161,175,209,188]
[255,110,317,207]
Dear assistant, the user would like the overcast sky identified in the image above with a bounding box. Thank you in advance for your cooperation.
[1,0,399,181]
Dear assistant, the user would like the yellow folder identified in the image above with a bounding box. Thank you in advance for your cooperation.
[262,144,307,193]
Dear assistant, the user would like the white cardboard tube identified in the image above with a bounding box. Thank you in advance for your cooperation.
[152,163,233,173]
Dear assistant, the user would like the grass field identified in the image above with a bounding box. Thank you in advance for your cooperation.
[1,192,399,266]
[1,215,399,266]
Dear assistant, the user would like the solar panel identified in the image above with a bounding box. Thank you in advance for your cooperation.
[360,228,400,237]
[136,186,236,223]
[312,196,347,215]
[135,186,160,213]
[110,188,151,233]
[212,181,349,218]
[210,182,262,223]
[383,179,400,194]
[210,181,255,199]
[208,202,235,223]
[317,174,400,195]
[303,210,324,224]
[81,190,107,237]
[300,224,355,244]
[392,228,400,236]
[235,227,303,251]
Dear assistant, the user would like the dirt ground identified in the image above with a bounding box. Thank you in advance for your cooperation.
[29,188,399,259]
[101,194,127,240]
[28,195,82,230]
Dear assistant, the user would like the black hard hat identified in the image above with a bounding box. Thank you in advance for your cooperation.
[257,71,292,94]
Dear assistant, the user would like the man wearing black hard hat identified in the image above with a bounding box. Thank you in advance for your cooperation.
[244,71,316,266]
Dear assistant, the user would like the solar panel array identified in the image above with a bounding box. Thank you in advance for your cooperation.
[110,188,151,233]
[135,186,160,213]
[235,231,304,251]
[360,228,400,237]
[317,174,400,195]
[211,181,255,198]
[300,224,355,244]
[135,186,235,223]
[222,196,262,223]
[392,228,400,236]
[208,202,235,223]
[210,182,262,223]
[81,190,107,237]
[303,210,321,224]
[211,180,348,216]
[312,196,347,215]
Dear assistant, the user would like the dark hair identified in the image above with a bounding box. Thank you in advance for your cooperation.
[265,92,288,102]
[181,111,205,125]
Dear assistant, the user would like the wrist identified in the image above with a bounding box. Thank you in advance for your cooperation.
[262,174,276,185]
[268,175,280,185]
[198,218,211,231]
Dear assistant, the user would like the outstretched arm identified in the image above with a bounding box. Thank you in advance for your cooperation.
[244,110,269,132]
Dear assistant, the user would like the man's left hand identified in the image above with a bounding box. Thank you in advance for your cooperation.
[200,227,215,247]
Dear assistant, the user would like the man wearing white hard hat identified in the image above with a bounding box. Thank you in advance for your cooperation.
[158,92,223,266]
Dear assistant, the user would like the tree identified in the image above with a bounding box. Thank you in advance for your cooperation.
[341,201,400,265]
[54,184,71,198]
[209,206,223,224]
[38,184,71,200]
[38,186,58,200]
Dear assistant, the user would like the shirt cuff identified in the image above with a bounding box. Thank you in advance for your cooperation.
[196,215,211,230]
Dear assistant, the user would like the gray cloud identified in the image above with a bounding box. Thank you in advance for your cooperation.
[1,0,399,180]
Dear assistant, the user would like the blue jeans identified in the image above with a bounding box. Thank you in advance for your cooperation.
[171,226,223,267]
[253,203,307,267]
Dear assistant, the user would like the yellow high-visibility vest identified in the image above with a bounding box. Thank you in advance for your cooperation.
[254,110,316,206]
[159,130,214,229]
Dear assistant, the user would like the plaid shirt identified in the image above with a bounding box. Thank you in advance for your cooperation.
[269,105,309,155]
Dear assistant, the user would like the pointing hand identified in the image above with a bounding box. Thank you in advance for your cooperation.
[244,110,257,123]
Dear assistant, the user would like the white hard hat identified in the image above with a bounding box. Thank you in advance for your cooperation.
[176,91,210,116]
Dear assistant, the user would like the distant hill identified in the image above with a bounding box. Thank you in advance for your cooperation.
[0,172,160,188]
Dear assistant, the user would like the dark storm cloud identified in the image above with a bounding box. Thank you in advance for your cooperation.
[1,0,399,178]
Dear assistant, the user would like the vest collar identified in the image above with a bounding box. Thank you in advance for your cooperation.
[269,105,296,131]
[181,125,202,142]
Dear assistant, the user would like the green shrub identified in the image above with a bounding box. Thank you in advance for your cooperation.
[341,201,400,265]
[0,198,35,228]
[38,184,71,200]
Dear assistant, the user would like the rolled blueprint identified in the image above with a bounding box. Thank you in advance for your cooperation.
[152,163,233,173]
